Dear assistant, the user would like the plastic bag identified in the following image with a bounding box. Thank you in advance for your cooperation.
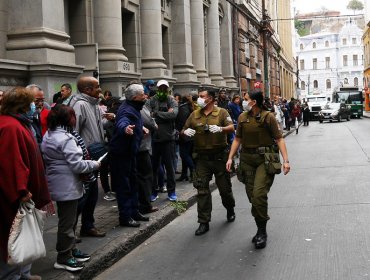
[7,200,47,265]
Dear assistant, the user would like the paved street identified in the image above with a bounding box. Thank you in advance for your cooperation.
[95,118,370,280]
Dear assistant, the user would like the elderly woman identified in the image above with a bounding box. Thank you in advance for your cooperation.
[0,87,51,280]
[41,104,100,272]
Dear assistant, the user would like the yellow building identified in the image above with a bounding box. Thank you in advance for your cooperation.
[276,0,296,100]
[363,22,370,111]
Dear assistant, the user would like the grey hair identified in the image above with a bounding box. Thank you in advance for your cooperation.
[125,84,144,101]
[26,84,43,91]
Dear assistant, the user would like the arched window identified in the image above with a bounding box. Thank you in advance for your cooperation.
[344,78,349,84]
[326,79,331,89]
[312,42,317,49]
[300,44,303,50]
[325,41,329,47]
[313,80,318,88]
[301,81,306,90]
[354,77,358,86]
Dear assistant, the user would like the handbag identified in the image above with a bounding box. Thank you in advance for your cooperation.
[7,200,47,265]
[264,153,282,175]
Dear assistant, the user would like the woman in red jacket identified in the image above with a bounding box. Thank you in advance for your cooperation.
[291,103,301,134]
[0,87,51,280]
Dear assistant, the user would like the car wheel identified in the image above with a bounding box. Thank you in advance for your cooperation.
[338,116,342,122]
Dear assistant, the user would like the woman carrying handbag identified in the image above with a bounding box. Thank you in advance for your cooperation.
[0,87,51,280]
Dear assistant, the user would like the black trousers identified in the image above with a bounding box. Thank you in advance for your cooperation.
[152,141,176,193]
[137,151,153,211]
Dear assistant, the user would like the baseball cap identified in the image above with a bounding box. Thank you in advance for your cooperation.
[157,80,169,88]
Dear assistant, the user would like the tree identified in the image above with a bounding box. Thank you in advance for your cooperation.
[347,0,364,14]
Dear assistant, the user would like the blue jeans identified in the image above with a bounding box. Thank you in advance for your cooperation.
[0,261,31,280]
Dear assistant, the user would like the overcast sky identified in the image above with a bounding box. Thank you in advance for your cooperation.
[292,0,360,15]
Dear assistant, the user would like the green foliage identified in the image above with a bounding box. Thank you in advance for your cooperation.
[347,0,364,13]
[170,201,188,215]
[295,20,309,37]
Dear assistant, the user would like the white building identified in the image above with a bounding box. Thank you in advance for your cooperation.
[296,20,364,100]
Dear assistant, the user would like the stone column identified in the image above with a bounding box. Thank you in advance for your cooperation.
[207,0,225,86]
[220,2,238,89]
[93,0,131,73]
[6,0,75,64]
[190,0,211,85]
[140,0,168,79]
[172,0,199,93]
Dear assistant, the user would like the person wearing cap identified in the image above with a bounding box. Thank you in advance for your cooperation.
[148,79,178,202]
[144,80,155,96]
[109,83,150,227]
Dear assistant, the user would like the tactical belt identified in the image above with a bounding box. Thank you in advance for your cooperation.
[242,146,273,154]
[195,147,227,160]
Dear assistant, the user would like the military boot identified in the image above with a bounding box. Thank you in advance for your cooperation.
[253,220,267,249]
[195,223,209,236]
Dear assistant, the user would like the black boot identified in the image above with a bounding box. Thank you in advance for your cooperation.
[226,208,235,222]
[253,220,267,249]
[195,223,209,236]
[176,174,189,182]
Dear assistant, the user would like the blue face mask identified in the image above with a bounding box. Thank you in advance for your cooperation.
[26,102,36,118]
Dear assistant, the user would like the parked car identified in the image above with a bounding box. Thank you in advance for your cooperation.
[318,103,351,123]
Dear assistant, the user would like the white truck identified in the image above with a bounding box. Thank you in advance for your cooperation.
[306,95,330,120]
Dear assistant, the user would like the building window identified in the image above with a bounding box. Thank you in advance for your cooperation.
[342,38,347,45]
[313,58,317,70]
[344,78,348,84]
[325,41,329,47]
[353,55,358,66]
[325,57,330,69]
[352,38,357,44]
[245,40,250,66]
[300,44,303,50]
[300,59,305,70]
[313,80,318,88]
[343,55,348,66]
[326,79,331,89]
[301,81,305,90]
[354,77,358,86]
[312,42,316,49]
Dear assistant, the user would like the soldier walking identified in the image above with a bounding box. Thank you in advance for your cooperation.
[226,90,290,249]
[182,88,236,236]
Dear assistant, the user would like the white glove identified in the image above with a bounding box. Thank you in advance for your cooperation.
[184,128,196,137]
[209,125,223,133]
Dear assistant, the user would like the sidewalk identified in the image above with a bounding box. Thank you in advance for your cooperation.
[32,129,295,280]
[363,111,370,118]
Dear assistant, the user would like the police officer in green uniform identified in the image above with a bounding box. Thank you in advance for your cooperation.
[182,88,236,236]
[226,90,290,249]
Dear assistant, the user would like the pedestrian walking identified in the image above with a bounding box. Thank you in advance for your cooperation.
[182,88,236,236]
[302,102,310,126]
[226,90,290,249]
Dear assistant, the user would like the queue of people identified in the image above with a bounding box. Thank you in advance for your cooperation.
[0,79,291,277]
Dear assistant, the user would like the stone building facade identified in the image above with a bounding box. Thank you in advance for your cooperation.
[0,0,296,101]
[235,0,296,100]
[0,0,240,100]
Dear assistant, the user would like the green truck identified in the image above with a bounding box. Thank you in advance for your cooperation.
[333,87,363,118]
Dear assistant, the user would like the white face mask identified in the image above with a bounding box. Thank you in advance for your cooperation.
[242,100,253,112]
[197,97,207,108]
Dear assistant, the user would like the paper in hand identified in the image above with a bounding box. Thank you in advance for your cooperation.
[97,152,108,163]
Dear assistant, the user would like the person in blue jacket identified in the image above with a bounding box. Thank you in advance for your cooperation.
[109,83,149,227]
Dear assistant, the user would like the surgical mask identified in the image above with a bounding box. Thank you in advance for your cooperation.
[242,100,253,112]
[26,102,36,118]
[197,97,207,108]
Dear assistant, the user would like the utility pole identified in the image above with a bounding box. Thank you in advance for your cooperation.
[261,0,269,98]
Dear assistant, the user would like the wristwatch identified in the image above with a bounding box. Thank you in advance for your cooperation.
[283,160,290,163]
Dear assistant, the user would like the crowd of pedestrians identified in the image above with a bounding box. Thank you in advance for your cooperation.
[0,77,295,277]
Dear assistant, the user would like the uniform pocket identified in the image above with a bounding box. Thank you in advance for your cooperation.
[264,153,282,175]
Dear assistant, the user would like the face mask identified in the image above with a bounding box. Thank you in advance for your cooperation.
[242,100,253,112]
[26,102,36,118]
[156,91,168,102]
[197,97,207,108]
